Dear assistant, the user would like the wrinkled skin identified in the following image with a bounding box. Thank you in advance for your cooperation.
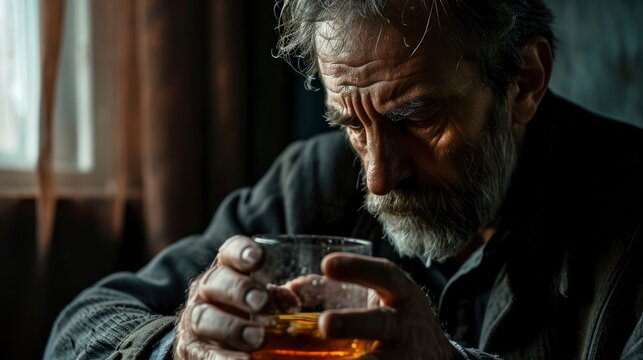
[175,236,268,360]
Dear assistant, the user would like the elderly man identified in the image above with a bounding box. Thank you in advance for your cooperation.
[46,0,643,359]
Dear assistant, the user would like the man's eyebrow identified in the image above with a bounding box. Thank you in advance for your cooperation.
[324,96,443,127]
[384,97,442,122]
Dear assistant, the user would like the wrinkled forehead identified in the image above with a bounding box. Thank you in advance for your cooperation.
[314,16,467,91]
[313,2,459,66]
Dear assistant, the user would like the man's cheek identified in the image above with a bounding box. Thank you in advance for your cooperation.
[347,129,367,160]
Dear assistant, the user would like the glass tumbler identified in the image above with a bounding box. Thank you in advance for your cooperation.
[250,234,373,360]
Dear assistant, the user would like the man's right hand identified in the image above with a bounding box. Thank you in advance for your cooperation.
[174,235,268,360]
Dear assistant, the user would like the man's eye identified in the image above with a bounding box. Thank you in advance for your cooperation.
[346,118,363,130]
[403,111,440,127]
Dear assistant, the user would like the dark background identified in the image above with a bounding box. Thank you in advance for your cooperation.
[0,1,641,359]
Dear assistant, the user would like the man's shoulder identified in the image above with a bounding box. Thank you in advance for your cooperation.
[533,93,643,195]
[515,91,643,276]
[282,130,352,164]
[277,130,359,190]
[542,92,643,160]
[537,93,643,285]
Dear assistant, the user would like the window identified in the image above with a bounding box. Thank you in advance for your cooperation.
[0,0,40,171]
[0,0,109,195]
[53,0,94,174]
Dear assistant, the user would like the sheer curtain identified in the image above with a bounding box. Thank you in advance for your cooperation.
[32,0,212,265]
[37,0,65,267]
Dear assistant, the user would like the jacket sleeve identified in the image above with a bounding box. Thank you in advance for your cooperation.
[43,232,224,359]
[621,314,643,359]
[44,132,361,359]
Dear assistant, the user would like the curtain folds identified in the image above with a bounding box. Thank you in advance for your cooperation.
[112,0,137,241]
[8,1,295,358]
[36,0,66,268]
[135,0,206,255]
[32,0,293,264]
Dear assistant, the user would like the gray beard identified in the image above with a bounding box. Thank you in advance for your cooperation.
[365,97,518,261]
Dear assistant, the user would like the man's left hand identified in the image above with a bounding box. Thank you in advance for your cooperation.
[319,253,459,360]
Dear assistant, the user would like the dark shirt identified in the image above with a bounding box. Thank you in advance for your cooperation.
[425,226,509,348]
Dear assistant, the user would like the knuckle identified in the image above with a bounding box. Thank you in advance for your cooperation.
[180,304,197,331]
[188,267,218,300]
[174,329,197,359]
[190,304,249,347]
[185,339,206,360]
[203,349,219,360]
[197,266,224,295]
[198,266,254,305]
[220,235,248,255]
[220,235,241,250]
[190,304,210,333]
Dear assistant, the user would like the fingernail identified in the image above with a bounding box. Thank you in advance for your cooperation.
[242,326,264,348]
[245,289,268,311]
[241,246,262,265]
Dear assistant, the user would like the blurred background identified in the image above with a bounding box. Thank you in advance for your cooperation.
[0,0,641,359]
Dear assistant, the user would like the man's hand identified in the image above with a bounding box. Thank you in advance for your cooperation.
[174,235,268,360]
[319,253,460,360]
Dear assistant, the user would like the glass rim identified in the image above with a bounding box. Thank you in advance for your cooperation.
[252,234,372,250]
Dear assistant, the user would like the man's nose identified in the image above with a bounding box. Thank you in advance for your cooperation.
[363,125,412,195]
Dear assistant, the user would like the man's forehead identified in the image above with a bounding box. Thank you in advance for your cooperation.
[315,19,472,95]
[315,20,409,63]
[315,21,462,73]
[314,1,456,59]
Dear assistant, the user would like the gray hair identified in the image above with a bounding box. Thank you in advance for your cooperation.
[275,0,555,95]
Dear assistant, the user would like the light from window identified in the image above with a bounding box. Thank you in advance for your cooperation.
[0,0,95,175]
[0,0,41,171]
[54,0,94,174]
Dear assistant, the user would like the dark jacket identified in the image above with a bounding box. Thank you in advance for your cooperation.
[45,92,643,359]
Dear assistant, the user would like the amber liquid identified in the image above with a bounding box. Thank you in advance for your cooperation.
[251,313,372,359]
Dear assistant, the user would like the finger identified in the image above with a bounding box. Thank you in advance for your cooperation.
[180,336,252,360]
[198,266,269,313]
[266,284,301,314]
[322,253,412,305]
[285,275,368,309]
[284,274,328,307]
[190,303,265,352]
[218,235,264,273]
[318,307,397,341]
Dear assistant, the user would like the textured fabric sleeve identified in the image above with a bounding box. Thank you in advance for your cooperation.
[43,234,219,360]
[621,313,643,359]
[44,132,361,360]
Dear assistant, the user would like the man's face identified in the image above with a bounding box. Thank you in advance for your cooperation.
[317,18,518,260]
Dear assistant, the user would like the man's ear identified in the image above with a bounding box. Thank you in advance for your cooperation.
[510,36,553,127]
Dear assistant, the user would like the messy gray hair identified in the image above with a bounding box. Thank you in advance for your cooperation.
[275,0,555,96]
